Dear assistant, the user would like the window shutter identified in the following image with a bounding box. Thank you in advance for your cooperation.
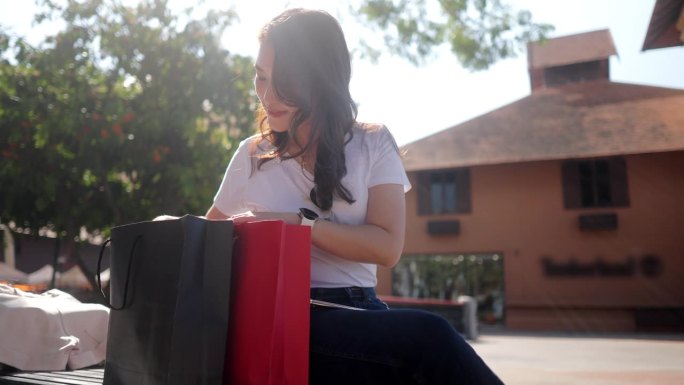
[455,168,472,213]
[608,157,630,207]
[562,161,581,208]
[416,171,432,215]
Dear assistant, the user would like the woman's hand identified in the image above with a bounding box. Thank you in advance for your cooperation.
[309,183,406,268]
[206,182,406,268]
[206,205,299,224]
[152,215,180,221]
[229,211,300,224]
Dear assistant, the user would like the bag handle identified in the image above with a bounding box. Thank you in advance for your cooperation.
[97,235,140,310]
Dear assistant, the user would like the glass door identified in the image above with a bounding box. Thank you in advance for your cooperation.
[392,252,505,325]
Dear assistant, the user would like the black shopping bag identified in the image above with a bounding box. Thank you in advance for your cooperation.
[98,215,233,385]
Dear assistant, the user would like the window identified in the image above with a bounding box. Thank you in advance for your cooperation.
[562,157,629,209]
[417,169,471,215]
[543,60,605,87]
[393,253,505,324]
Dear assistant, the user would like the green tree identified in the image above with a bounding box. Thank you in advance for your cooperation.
[354,0,554,70]
[0,0,256,266]
[0,0,550,278]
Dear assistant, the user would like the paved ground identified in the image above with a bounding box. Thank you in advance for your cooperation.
[469,332,684,385]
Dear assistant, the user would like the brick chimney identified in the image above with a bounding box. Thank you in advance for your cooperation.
[527,29,618,91]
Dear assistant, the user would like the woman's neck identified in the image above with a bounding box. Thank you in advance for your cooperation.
[286,142,315,173]
[284,122,317,173]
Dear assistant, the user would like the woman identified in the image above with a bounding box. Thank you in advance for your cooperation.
[206,8,503,385]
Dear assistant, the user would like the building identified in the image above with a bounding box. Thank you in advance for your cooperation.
[642,0,684,51]
[376,29,684,333]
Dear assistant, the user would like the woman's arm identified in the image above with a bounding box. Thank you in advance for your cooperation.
[205,205,229,220]
[311,183,406,268]
[206,204,298,223]
[206,183,406,268]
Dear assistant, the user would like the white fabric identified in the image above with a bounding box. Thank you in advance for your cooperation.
[27,265,54,285]
[57,265,91,289]
[0,262,27,282]
[0,284,109,371]
[214,125,411,288]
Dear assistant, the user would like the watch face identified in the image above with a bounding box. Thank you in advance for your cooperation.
[300,207,319,220]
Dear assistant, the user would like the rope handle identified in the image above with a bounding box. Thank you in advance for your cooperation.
[97,235,140,310]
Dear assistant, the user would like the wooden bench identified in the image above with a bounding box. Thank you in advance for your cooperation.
[0,367,103,384]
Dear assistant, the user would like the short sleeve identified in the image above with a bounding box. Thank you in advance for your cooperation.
[213,137,254,216]
[368,126,411,192]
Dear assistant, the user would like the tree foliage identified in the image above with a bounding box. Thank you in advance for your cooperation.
[0,0,551,247]
[354,0,554,70]
[0,0,257,245]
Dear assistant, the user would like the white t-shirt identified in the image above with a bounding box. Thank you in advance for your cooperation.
[213,124,411,288]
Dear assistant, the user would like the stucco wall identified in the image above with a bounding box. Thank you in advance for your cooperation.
[389,150,684,332]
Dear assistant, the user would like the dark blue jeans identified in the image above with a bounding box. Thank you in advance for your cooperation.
[309,287,504,385]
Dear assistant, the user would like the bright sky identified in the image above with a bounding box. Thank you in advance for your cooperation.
[1,0,683,145]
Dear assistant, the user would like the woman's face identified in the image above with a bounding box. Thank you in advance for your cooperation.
[254,43,298,133]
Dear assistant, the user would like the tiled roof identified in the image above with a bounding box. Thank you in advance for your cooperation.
[527,29,617,69]
[401,80,684,171]
[642,0,684,50]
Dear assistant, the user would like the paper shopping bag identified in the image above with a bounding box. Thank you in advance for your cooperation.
[225,220,311,385]
[100,215,233,385]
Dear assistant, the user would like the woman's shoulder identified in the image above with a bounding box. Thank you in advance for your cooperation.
[236,133,275,156]
[352,122,400,149]
[354,122,388,135]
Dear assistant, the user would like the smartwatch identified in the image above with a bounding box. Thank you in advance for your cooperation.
[298,208,319,227]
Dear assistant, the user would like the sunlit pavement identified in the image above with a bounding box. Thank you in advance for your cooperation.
[470,331,684,385]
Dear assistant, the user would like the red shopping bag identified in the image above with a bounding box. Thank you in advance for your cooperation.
[225,220,311,385]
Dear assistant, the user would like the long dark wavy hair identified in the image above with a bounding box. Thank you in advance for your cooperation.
[256,8,357,211]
